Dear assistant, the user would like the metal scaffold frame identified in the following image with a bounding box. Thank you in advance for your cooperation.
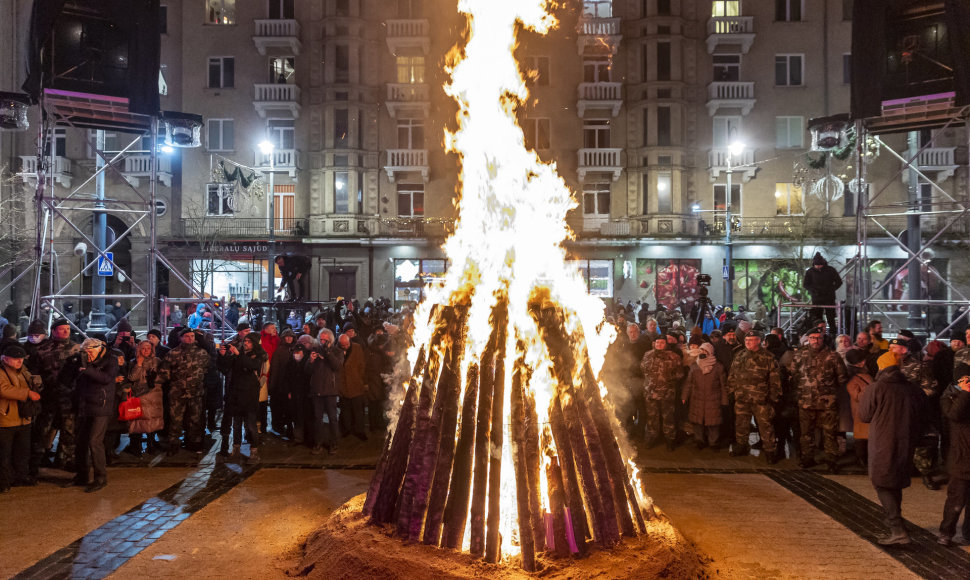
[2,88,207,336]
[851,98,970,338]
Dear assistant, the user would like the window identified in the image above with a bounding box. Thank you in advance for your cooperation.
[208,57,234,88]
[206,0,236,24]
[583,0,612,18]
[712,116,741,148]
[571,259,614,298]
[657,106,671,146]
[711,0,739,17]
[394,258,444,309]
[270,57,295,84]
[656,171,672,213]
[335,45,350,83]
[207,183,235,215]
[637,259,701,309]
[273,184,296,230]
[775,116,804,149]
[396,56,425,84]
[656,42,671,81]
[334,109,349,148]
[842,0,853,20]
[335,172,351,213]
[775,54,803,86]
[397,119,424,149]
[583,58,612,83]
[155,199,168,217]
[522,118,550,151]
[657,0,671,15]
[641,174,649,214]
[713,54,741,82]
[583,119,611,149]
[398,0,423,18]
[713,183,741,212]
[269,0,294,18]
[641,109,648,146]
[583,181,611,216]
[524,56,550,86]
[267,120,295,150]
[775,0,802,21]
[397,183,424,216]
[843,53,851,84]
[207,119,234,151]
[159,5,168,34]
[336,0,350,16]
[775,183,803,215]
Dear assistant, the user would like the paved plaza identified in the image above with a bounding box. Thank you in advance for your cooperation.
[2,434,970,579]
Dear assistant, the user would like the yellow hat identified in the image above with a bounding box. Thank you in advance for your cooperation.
[877,351,898,371]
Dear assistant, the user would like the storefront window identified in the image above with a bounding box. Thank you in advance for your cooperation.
[394,258,446,310]
[191,258,267,305]
[636,259,701,311]
[570,259,614,298]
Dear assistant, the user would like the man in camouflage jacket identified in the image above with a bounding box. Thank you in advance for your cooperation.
[33,318,82,470]
[789,327,848,471]
[640,333,686,450]
[727,332,782,463]
[893,336,940,488]
[161,329,211,454]
[953,329,970,372]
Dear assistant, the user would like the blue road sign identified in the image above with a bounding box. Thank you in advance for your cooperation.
[97,252,114,277]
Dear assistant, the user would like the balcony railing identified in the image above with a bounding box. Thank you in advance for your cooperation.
[577,82,622,117]
[577,17,621,36]
[706,82,756,115]
[386,83,430,118]
[18,155,72,187]
[371,217,454,238]
[903,146,958,183]
[255,149,298,175]
[122,155,173,187]
[698,215,911,240]
[385,19,430,55]
[578,147,623,181]
[384,149,430,182]
[706,16,755,53]
[253,19,302,55]
[576,17,622,55]
[177,217,308,239]
[253,84,301,118]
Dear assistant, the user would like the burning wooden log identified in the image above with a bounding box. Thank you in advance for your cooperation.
[510,347,536,571]
[440,364,479,549]
[484,298,509,564]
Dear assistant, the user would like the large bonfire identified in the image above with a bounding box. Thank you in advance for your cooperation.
[361,0,653,571]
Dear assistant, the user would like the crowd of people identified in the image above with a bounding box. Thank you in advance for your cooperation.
[603,312,970,546]
[0,297,410,495]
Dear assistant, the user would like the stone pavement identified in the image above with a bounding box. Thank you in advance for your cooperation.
[1,431,970,579]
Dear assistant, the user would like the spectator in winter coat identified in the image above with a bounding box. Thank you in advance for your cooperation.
[859,353,925,545]
[938,364,970,546]
[268,329,297,435]
[187,304,206,329]
[217,333,267,462]
[681,342,727,449]
[122,341,163,456]
[802,252,842,330]
[285,344,312,444]
[72,339,120,492]
[337,333,367,440]
[0,346,41,491]
[845,348,873,467]
[307,329,344,454]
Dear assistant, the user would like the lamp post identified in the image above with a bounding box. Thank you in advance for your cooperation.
[724,141,744,310]
[258,140,276,301]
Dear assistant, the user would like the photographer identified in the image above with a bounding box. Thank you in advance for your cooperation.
[307,328,345,455]
[111,319,137,361]
[72,339,120,492]
[217,333,267,462]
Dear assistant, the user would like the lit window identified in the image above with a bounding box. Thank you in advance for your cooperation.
[396,56,425,84]
[206,0,236,25]
[582,0,612,18]
[334,172,351,214]
[775,183,803,215]
[570,259,614,298]
[397,183,424,217]
[711,1,739,17]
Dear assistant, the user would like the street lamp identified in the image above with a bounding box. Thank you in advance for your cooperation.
[724,140,745,309]
[258,140,276,301]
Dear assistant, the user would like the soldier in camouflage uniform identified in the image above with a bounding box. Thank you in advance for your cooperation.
[892,336,940,489]
[161,328,211,454]
[727,332,782,462]
[640,333,686,450]
[954,329,970,379]
[789,327,848,471]
[33,318,82,470]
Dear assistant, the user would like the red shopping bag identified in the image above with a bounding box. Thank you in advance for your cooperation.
[118,395,143,421]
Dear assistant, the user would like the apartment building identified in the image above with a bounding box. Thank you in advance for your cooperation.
[1,0,967,330]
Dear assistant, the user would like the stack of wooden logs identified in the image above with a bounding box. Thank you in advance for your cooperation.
[362,290,649,571]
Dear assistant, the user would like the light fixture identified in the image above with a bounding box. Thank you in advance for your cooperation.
[160,145,174,154]
[807,114,851,152]
[728,141,745,157]
[161,111,204,148]
[258,140,275,155]
[0,92,31,131]
[690,203,701,212]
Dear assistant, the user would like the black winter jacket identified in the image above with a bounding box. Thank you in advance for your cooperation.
[76,349,121,418]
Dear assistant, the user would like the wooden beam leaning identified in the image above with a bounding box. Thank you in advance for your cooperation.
[440,363,480,549]
[510,345,536,571]
[484,297,510,564]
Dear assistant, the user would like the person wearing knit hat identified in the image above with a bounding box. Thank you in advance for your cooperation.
[859,345,925,545]
[27,320,46,339]
[73,335,118,493]
[802,251,842,332]
[938,363,970,546]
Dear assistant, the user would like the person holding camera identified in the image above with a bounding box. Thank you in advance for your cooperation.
[35,318,82,471]
[72,339,120,493]
[217,333,267,461]
[0,346,41,492]
[307,328,345,455]
[112,319,137,360]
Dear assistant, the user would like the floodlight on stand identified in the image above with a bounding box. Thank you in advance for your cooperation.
[807,114,851,152]
[161,111,204,148]
[0,92,31,131]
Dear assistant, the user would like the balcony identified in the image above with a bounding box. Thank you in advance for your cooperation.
[706,16,755,54]
[698,215,910,241]
[255,148,299,177]
[706,82,756,116]
[252,19,302,55]
[385,83,430,119]
[385,19,430,55]
[578,148,622,182]
[122,155,173,187]
[708,149,756,182]
[18,155,72,188]
[177,217,308,239]
[577,82,622,117]
[902,147,958,183]
[384,149,429,183]
[576,17,621,55]
[370,217,453,238]
[253,84,301,119]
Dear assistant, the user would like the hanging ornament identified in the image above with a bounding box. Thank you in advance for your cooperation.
[811,174,845,202]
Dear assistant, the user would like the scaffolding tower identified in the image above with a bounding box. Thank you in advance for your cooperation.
[851,93,970,337]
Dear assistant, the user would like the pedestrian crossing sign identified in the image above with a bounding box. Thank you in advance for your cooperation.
[97,252,114,277]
